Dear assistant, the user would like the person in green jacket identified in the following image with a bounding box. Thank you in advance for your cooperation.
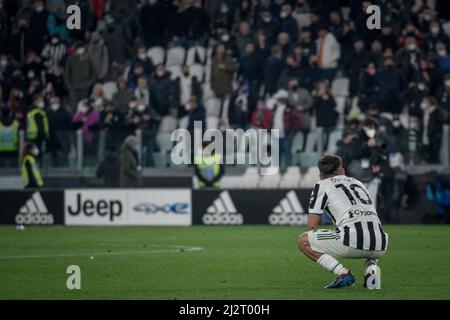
[26,95,49,154]
[21,142,44,189]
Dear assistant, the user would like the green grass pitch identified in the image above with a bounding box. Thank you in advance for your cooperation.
[0,225,449,300]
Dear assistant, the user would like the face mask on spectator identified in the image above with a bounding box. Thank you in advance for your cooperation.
[51,38,59,45]
[129,102,137,110]
[37,101,45,109]
[431,27,440,35]
[368,67,376,76]
[0,59,7,67]
[32,147,40,156]
[407,43,417,51]
[421,102,428,110]
[280,11,288,19]
[80,105,88,113]
[76,47,85,56]
[438,49,447,57]
[221,34,230,42]
[35,5,44,12]
[445,80,450,87]
[221,5,229,13]
[137,105,146,112]
[364,127,376,138]
[410,122,418,130]
[50,104,60,111]
[263,17,271,23]
[138,53,147,60]
[156,70,164,77]
[417,83,426,91]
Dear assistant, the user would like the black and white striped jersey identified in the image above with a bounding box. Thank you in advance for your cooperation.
[308,175,388,251]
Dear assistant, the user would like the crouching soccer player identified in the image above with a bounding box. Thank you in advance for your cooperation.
[297,155,388,289]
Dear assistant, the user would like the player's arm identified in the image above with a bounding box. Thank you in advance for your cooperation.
[307,183,328,230]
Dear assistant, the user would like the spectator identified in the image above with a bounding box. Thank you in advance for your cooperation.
[0,107,20,167]
[358,62,379,112]
[436,41,450,72]
[228,83,251,130]
[149,64,174,117]
[47,1,69,43]
[64,43,97,112]
[278,3,298,44]
[134,76,150,108]
[179,0,210,46]
[112,79,133,114]
[265,45,285,95]
[21,142,44,189]
[287,78,313,148]
[254,8,279,45]
[315,25,341,82]
[41,34,66,69]
[376,57,407,114]
[344,37,370,98]
[119,135,141,188]
[132,46,155,77]
[28,0,49,54]
[90,83,106,111]
[139,0,170,48]
[313,80,338,146]
[187,96,206,159]
[99,101,125,151]
[47,96,72,167]
[87,31,109,80]
[436,74,450,113]
[421,96,446,163]
[26,95,49,154]
[96,146,120,188]
[72,99,100,156]
[235,21,254,58]
[173,65,203,118]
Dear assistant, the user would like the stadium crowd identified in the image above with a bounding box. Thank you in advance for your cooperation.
[0,0,450,179]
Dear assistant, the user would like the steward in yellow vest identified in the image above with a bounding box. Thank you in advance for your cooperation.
[26,97,49,144]
[21,142,44,189]
[194,147,224,189]
[0,116,19,153]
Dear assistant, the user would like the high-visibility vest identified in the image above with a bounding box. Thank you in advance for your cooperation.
[26,108,49,141]
[195,154,222,188]
[21,155,44,188]
[0,120,19,152]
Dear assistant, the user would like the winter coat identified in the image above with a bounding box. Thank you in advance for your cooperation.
[210,55,238,97]
[64,54,96,90]
[150,72,174,117]
[314,96,338,128]
[120,145,141,188]
[288,88,313,130]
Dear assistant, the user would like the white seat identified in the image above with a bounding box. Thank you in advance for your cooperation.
[221,176,243,189]
[102,81,118,101]
[279,166,302,188]
[331,77,350,98]
[206,116,219,129]
[204,98,221,117]
[156,132,173,152]
[300,167,320,188]
[186,46,207,65]
[205,64,212,82]
[202,82,216,100]
[165,47,186,67]
[167,65,182,80]
[325,130,343,154]
[178,116,189,129]
[147,47,165,66]
[258,173,281,189]
[158,116,178,133]
[190,64,204,82]
[241,166,260,188]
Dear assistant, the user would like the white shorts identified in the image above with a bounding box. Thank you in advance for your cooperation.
[307,229,386,259]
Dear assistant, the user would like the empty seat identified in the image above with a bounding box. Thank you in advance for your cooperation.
[331,77,350,98]
[443,21,450,37]
[156,132,173,152]
[147,47,165,65]
[202,82,216,100]
[158,116,178,133]
[190,64,204,82]
[221,175,243,189]
[259,173,281,189]
[298,131,320,167]
[325,130,343,154]
[204,98,221,117]
[291,132,305,165]
[167,65,182,80]
[300,167,320,188]
[178,116,189,129]
[186,46,207,65]
[279,166,302,188]
[165,47,186,67]
[241,166,260,188]
[206,116,219,129]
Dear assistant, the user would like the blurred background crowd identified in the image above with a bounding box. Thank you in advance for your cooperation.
[1,0,450,216]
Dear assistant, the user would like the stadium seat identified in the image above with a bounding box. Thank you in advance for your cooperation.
[206,116,220,129]
[178,116,189,129]
[291,132,305,165]
[300,167,320,188]
[204,98,221,117]
[147,46,165,65]
[331,77,350,98]
[158,116,178,133]
[325,130,343,154]
[299,131,320,167]
[167,65,182,80]
[241,167,260,188]
[156,132,173,152]
[205,64,212,83]
[190,64,205,82]
[202,82,215,100]
[102,81,118,101]
[221,175,243,189]
[279,166,302,188]
[165,47,186,67]
[258,173,281,189]
[186,46,207,65]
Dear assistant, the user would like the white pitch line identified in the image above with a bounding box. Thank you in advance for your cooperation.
[0,245,204,260]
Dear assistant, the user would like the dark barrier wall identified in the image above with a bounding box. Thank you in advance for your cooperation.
[192,189,328,226]
[0,190,64,225]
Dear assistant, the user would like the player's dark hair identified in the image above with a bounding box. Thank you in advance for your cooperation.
[318,155,343,177]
